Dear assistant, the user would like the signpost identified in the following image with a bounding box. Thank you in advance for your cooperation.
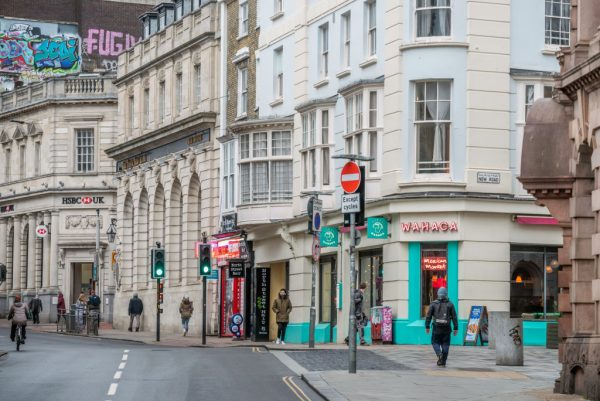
[341,162,361,193]
[308,196,322,349]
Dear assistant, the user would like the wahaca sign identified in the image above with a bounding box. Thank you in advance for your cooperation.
[401,221,458,233]
[0,32,80,77]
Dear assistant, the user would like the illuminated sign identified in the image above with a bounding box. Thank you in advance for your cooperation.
[422,256,447,271]
[401,221,458,233]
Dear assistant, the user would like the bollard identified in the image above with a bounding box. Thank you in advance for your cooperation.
[491,311,523,366]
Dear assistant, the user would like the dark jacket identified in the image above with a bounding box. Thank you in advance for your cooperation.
[425,299,458,331]
[179,299,194,319]
[57,294,66,314]
[272,297,292,323]
[88,294,101,310]
[128,296,143,315]
[29,298,43,313]
[353,289,365,320]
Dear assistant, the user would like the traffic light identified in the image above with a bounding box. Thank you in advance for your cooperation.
[198,243,212,276]
[0,263,6,283]
[151,248,166,279]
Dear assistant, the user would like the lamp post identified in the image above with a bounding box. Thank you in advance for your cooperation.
[106,218,117,244]
[94,209,100,292]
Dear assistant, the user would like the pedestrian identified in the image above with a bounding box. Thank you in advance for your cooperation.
[425,287,458,367]
[28,293,43,324]
[87,289,101,311]
[8,295,30,343]
[128,293,143,332]
[179,296,193,336]
[272,288,292,345]
[345,282,368,346]
[75,292,87,329]
[57,291,66,331]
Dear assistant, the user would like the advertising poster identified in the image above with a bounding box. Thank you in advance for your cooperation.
[463,305,488,346]
[255,267,270,341]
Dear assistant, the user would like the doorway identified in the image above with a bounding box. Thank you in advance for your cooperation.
[71,262,93,304]
[320,257,337,342]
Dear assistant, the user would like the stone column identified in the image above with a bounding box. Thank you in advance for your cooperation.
[42,212,51,289]
[49,211,59,289]
[12,216,21,291]
[27,214,36,291]
[0,218,7,291]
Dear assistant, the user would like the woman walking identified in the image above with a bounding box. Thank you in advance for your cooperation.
[272,289,292,345]
[179,296,194,336]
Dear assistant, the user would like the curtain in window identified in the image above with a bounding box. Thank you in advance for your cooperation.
[431,101,450,163]
[271,160,292,201]
[252,162,269,202]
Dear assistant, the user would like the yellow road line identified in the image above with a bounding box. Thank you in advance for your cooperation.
[282,376,311,401]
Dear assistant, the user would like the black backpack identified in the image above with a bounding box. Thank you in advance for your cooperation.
[433,301,451,326]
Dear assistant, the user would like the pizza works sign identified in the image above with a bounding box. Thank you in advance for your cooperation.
[62,196,105,205]
[401,221,458,233]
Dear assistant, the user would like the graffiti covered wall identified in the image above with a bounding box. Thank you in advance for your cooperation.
[0,31,81,77]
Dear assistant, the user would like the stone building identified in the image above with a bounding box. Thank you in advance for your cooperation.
[0,75,118,321]
[105,0,222,335]
[521,1,600,399]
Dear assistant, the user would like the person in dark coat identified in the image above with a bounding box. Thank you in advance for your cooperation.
[57,291,66,331]
[272,289,292,344]
[345,282,368,346]
[425,287,458,367]
[128,293,144,332]
[179,297,194,336]
[28,294,43,324]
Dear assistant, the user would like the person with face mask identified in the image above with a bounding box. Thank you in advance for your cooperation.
[272,289,292,344]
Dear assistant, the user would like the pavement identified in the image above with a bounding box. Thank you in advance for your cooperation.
[0,321,588,401]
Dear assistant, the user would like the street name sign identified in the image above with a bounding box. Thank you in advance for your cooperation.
[341,193,361,213]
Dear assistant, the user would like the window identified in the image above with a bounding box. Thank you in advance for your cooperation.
[175,73,183,115]
[158,81,165,123]
[239,1,249,36]
[274,48,283,99]
[274,0,283,14]
[520,82,554,123]
[5,148,11,181]
[34,141,41,176]
[369,132,378,172]
[421,243,448,317]
[355,93,363,131]
[544,85,553,98]
[194,65,201,106]
[319,24,329,79]
[359,250,383,319]
[341,13,351,68]
[415,80,451,174]
[128,95,134,133]
[346,97,354,133]
[143,88,150,128]
[416,0,451,38]
[344,88,382,174]
[545,0,570,46]
[239,130,292,203]
[223,141,235,210]
[175,0,183,20]
[75,128,95,173]
[525,84,535,120]
[238,67,248,116]
[301,109,332,189]
[369,91,378,127]
[366,0,377,56]
[19,145,25,179]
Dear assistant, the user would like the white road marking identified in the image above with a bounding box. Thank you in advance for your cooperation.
[107,383,118,396]
[118,362,126,370]
[122,354,128,361]
[113,371,122,380]
[124,349,129,353]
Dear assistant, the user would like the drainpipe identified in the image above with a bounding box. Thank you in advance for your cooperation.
[217,0,228,224]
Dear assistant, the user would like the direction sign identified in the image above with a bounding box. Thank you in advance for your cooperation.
[312,235,321,262]
[35,225,48,238]
[341,162,361,193]
[341,193,361,213]
[312,198,323,232]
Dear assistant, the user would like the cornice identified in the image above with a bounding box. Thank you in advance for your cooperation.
[228,117,294,135]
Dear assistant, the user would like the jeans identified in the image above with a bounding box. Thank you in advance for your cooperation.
[182,317,190,332]
[129,314,141,330]
[32,312,40,324]
[277,322,288,341]
[10,323,26,340]
[431,325,452,364]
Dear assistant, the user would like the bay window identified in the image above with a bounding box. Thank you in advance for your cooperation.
[416,0,451,38]
[301,108,332,190]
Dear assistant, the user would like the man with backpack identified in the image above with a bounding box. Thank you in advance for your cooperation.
[425,287,458,367]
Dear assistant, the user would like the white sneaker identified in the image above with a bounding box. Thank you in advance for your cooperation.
[276,338,281,344]
[281,341,286,345]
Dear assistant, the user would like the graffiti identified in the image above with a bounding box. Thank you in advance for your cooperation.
[0,32,80,77]
[101,59,118,72]
[509,325,522,346]
[84,28,140,57]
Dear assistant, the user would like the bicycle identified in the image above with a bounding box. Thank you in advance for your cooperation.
[14,323,25,351]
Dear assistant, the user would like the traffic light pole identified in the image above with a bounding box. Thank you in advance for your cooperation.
[156,278,161,342]
[348,211,357,374]
[202,275,207,345]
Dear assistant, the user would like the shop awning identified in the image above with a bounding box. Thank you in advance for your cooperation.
[515,216,559,225]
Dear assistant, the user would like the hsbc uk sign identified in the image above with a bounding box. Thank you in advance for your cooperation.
[62,196,105,205]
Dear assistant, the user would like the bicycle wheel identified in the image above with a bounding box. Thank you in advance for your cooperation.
[16,328,21,352]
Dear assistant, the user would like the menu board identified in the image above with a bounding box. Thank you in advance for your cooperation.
[463,305,488,346]
[255,268,270,341]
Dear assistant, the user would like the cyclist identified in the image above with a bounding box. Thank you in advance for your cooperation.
[8,295,29,343]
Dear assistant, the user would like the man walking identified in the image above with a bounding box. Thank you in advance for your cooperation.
[128,293,143,332]
[345,282,368,346]
[28,294,43,324]
[425,287,458,367]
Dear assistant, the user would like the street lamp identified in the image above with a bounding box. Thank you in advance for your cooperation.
[544,259,560,319]
[106,218,117,244]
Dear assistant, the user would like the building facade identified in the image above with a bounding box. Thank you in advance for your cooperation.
[105,0,222,335]
[0,75,118,321]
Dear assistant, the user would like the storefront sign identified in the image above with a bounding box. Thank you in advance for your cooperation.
[464,305,489,346]
[35,225,48,238]
[62,196,105,205]
[367,217,388,239]
[213,238,242,266]
[320,227,339,247]
[0,204,14,213]
[255,267,270,341]
[477,171,501,184]
[401,221,458,233]
[422,256,447,271]
[220,213,238,233]
[229,260,245,278]
[120,153,148,170]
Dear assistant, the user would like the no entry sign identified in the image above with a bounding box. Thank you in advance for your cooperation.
[341,161,361,193]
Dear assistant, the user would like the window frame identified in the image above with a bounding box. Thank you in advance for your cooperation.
[74,128,95,174]
[319,23,329,79]
[194,64,202,107]
[175,72,183,116]
[341,12,351,69]
[158,81,166,124]
[301,107,334,190]
[238,66,249,117]
[545,0,570,47]
[143,87,150,128]
[273,47,283,100]
[415,0,452,40]
[239,0,249,37]
[366,0,377,57]
[34,140,41,176]
[5,147,11,182]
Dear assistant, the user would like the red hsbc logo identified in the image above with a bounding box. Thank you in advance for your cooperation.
[81,197,93,204]
[35,225,48,238]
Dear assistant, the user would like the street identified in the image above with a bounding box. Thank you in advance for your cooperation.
[0,332,322,401]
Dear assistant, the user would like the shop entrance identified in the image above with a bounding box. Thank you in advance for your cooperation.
[320,257,337,342]
[359,250,383,319]
[71,262,93,304]
[268,263,287,342]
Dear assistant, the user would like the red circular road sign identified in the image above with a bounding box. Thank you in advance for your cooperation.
[341,161,361,193]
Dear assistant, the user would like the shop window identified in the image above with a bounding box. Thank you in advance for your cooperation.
[510,246,558,318]
[319,258,337,324]
[421,243,448,317]
[359,251,383,318]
